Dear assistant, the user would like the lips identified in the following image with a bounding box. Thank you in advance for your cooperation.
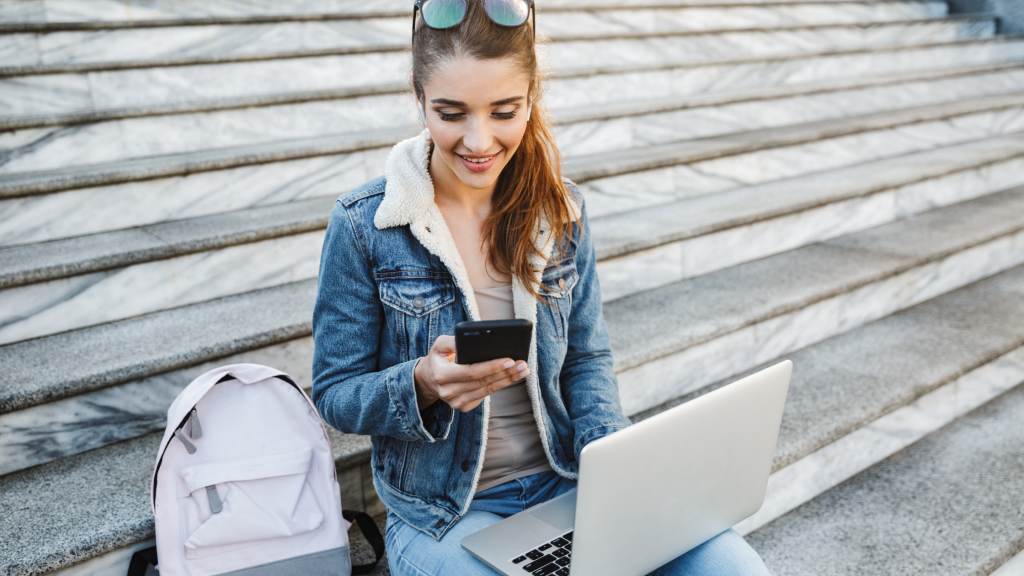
[457,152,499,173]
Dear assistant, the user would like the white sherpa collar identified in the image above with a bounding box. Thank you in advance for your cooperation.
[374,130,584,503]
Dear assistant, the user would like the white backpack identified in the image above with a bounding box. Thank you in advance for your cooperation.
[131,364,383,576]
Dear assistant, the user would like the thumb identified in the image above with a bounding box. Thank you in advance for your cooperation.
[432,334,457,355]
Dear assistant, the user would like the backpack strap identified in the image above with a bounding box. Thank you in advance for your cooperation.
[342,509,386,575]
[126,546,157,576]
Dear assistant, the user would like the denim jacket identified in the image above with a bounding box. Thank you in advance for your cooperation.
[312,131,631,540]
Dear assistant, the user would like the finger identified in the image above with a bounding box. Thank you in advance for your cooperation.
[464,357,525,382]
[431,334,456,354]
[477,363,528,388]
[457,372,520,405]
[456,398,484,413]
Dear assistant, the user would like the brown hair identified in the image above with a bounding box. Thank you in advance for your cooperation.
[412,1,576,299]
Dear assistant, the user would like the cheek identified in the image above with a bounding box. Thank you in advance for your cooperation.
[497,121,529,156]
[426,121,461,155]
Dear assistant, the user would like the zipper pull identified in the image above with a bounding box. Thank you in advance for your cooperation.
[206,485,223,514]
[174,429,197,454]
[188,409,203,439]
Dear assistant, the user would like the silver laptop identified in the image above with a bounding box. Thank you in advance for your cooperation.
[461,360,792,576]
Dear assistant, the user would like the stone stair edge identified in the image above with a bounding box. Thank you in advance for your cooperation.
[0,15,992,78]
[2,53,1016,134]
[606,185,1024,376]
[5,253,1023,576]
[0,108,1018,301]
[564,91,1024,183]
[0,0,950,32]
[4,68,1022,201]
[591,130,1024,259]
[0,280,318,416]
[0,126,417,199]
[4,184,1023,420]
[2,96,1022,294]
[747,363,1024,575]
[554,60,1023,124]
[629,263,1024,473]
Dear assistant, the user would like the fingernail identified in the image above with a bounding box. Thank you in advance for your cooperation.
[516,363,527,371]
[519,369,530,379]
[503,360,515,369]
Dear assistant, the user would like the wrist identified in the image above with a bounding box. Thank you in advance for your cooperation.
[413,357,438,411]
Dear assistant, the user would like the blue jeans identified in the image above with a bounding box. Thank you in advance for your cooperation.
[385,471,771,575]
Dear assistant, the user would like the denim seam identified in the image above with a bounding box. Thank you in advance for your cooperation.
[341,200,372,264]
[384,362,432,442]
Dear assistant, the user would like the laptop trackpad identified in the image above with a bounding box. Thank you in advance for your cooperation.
[528,488,576,531]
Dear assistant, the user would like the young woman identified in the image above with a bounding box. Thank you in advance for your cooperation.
[312,1,773,574]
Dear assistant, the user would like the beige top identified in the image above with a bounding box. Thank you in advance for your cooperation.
[473,284,552,492]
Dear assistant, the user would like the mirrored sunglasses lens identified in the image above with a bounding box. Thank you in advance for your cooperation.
[483,0,531,26]
[421,0,468,28]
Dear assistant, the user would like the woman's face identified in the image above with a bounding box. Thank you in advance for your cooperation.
[420,56,531,192]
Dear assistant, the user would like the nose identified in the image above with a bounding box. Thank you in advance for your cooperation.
[462,114,494,155]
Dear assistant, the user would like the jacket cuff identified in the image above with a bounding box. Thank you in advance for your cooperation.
[387,358,454,442]
[574,425,627,461]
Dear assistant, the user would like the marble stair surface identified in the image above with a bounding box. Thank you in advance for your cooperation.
[5,87,1024,250]
[5,59,1024,206]
[3,0,1024,574]
[5,102,1024,347]
[746,341,1024,575]
[7,59,1024,177]
[4,215,1024,576]
[0,2,971,73]
[3,181,1024,479]
[6,35,1024,129]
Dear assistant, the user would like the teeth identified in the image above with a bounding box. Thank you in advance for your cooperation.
[462,155,494,164]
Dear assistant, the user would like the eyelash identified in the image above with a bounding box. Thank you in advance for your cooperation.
[437,110,517,122]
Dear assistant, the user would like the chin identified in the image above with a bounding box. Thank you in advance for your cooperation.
[456,170,501,190]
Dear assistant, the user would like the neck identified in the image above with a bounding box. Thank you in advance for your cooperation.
[429,146,495,217]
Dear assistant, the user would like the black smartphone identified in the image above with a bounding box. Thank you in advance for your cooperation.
[454,319,533,365]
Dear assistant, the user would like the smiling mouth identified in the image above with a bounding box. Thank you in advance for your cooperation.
[458,153,497,164]
[457,152,500,173]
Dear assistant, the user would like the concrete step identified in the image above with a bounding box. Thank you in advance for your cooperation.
[5,228,1024,576]
[746,349,1024,575]
[607,186,1024,413]
[0,0,943,28]
[4,61,1022,176]
[4,184,1023,476]
[0,16,994,77]
[4,126,1024,344]
[636,262,1024,539]
[6,35,1024,129]
[3,64,1023,234]
[592,131,1024,299]
[1,91,1020,249]
[581,93,1024,218]
[546,16,994,71]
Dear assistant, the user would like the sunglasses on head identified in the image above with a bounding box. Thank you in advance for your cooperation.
[412,0,536,39]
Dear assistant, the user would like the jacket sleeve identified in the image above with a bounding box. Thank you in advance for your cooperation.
[311,199,453,442]
[558,194,633,461]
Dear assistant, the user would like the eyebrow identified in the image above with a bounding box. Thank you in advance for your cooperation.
[430,96,525,107]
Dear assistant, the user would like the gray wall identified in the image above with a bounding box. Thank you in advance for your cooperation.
[946,0,1024,35]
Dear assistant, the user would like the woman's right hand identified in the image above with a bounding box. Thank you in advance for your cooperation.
[414,335,529,412]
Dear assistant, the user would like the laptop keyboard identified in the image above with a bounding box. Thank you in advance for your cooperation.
[510,531,572,575]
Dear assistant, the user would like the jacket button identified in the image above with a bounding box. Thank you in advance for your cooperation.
[435,519,444,529]
[558,278,566,290]
[461,460,471,472]
[413,296,425,310]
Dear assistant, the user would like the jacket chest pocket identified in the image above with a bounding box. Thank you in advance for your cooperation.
[379,274,457,362]
[540,254,578,340]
